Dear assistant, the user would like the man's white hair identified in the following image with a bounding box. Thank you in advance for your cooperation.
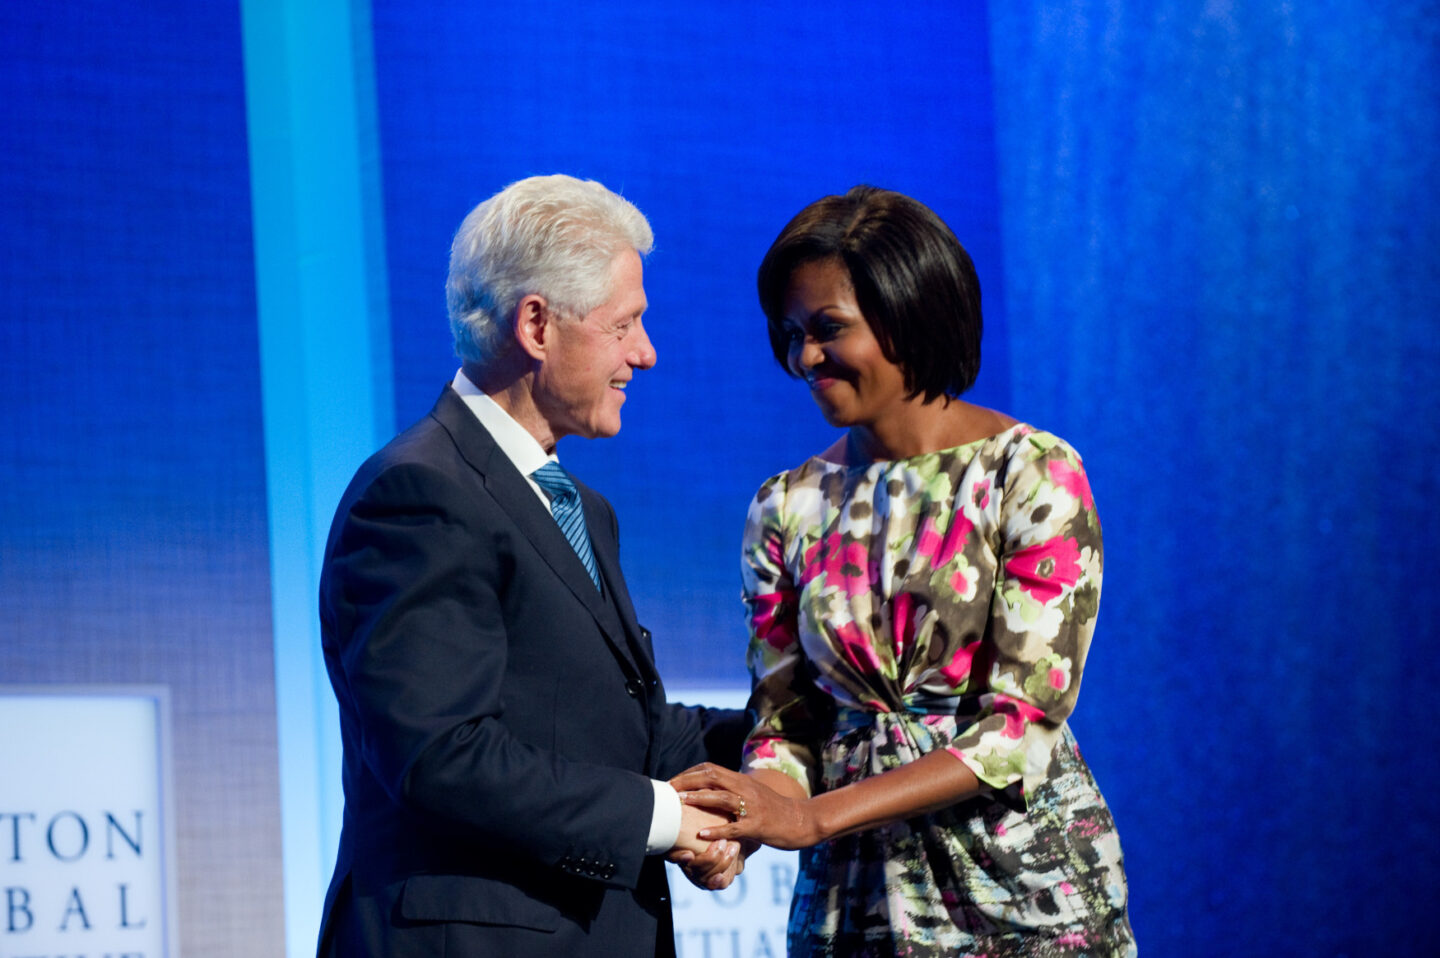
[446,174,654,367]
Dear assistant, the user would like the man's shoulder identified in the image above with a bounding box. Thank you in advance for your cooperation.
[348,415,444,483]
[334,401,487,509]
[367,392,488,472]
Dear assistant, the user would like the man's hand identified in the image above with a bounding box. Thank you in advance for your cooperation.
[665,803,748,891]
[671,801,728,855]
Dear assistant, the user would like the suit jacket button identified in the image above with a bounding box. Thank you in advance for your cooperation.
[625,679,643,697]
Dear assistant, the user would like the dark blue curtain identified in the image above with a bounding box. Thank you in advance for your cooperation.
[989,4,1440,952]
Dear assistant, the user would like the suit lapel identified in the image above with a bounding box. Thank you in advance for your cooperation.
[429,388,645,677]
[581,485,658,683]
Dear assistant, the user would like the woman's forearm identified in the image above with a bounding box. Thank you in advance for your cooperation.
[679,752,984,850]
[803,750,981,842]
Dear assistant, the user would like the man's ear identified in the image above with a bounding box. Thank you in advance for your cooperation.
[513,294,551,362]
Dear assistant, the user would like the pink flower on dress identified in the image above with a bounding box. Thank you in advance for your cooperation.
[746,737,779,761]
[1049,667,1067,690]
[971,478,992,510]
[916,521,941,563]
[749,591,796,651]
[1006,536,1082,604]
[891,592,918,656]
[991,693,1046,739]
[937,639,982,687]
[798,533,836,586]
[834,620,885,676]
[763,530,786,569]
[949,567,978,599]
[915,512,975,570]
[1047,457,1094,512]
[800,533,872,593]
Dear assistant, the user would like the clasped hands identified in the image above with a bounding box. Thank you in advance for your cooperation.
[664,762,819,891]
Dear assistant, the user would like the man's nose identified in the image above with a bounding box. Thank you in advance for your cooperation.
[630,321,657,369]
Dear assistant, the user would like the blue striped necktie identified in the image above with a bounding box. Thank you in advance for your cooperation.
[530,461,601,590]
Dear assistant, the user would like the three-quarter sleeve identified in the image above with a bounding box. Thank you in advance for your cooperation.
[942,433,1104,805]
[739,473,825,797]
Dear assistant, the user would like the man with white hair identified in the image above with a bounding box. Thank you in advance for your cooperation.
[317,175,747,957]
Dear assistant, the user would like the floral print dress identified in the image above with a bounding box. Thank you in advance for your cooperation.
[741,424,1135,957]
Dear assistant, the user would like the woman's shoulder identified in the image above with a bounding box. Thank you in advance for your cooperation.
[989,423,1097,520]
[996,421,1087,469]
[745,447,843,531]
[750,457,812,508]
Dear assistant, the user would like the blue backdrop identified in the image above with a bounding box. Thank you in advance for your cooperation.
[372,0,1010,681]
[988,5,1440,952]
[0,1,285,954]
[2,1,1437,955]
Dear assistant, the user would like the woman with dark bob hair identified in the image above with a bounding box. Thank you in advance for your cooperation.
[673,187,1135,956]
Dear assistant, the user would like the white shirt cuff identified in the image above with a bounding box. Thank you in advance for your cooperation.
[645,779,681,854]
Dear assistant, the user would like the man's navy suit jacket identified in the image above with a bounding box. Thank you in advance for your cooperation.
[317,386,744,957]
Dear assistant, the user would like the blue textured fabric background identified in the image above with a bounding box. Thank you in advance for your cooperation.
[1,1,1436,954]
[988,6,1439,952]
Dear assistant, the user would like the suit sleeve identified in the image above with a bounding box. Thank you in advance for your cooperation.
[323,460,654,888]
[587,491,751,780]
[650,701,750,780]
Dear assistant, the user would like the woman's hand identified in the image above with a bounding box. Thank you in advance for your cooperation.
[669,763,823,851]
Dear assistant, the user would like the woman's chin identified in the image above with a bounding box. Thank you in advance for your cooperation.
[813,400,858,429]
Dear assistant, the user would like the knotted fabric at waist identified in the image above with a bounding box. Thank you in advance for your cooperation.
[831,690,960,737]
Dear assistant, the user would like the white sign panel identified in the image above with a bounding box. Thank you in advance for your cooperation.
[668,843,796,958]
[0,687,177,958]
[665,687,797,958]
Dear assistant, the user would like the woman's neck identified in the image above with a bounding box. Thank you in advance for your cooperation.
[842,399,1016,464]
